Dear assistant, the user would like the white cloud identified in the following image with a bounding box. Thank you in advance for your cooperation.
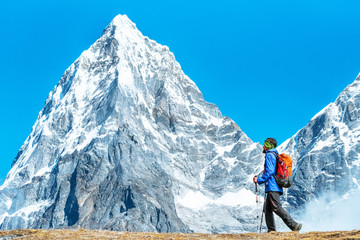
[298,190,360,232]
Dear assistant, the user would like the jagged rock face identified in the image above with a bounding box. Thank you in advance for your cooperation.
[0,15,263,233]
[279,74,360,209]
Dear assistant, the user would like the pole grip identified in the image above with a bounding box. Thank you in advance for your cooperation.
[254,177,258,203]
[254,175,258,192]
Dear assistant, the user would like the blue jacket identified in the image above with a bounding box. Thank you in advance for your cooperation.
[257,148,283,193]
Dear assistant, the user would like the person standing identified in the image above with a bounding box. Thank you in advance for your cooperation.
[253,138,302,232]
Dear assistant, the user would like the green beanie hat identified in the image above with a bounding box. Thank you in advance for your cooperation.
[264,138,276,149]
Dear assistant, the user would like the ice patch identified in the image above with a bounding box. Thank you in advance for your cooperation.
[34,167,52,177]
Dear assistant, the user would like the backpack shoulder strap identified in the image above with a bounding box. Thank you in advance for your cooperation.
[267,151,279,174]
[267,151,278,159]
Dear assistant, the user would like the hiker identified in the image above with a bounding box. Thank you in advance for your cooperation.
[253,138,302,232]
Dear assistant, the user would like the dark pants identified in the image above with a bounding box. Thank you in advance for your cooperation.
[264,191,298,232]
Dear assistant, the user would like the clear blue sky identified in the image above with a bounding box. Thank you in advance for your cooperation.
[1,0,360,184]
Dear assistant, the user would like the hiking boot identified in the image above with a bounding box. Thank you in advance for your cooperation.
[292,223,302,232]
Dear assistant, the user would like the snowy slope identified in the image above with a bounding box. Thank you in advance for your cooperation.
[0,15,263,233]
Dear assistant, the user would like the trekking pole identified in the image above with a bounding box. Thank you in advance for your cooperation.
[259,191,266,233]
[255,181,259,232]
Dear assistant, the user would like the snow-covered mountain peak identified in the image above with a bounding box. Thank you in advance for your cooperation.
[0,14,263,233]
[102,14,145,49]
[97,14,169,59]
[111,14,136,29]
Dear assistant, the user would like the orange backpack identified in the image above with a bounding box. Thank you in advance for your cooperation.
[271,153,293,188]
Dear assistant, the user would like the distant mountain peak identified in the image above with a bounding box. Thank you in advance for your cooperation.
[280,73,360,213]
